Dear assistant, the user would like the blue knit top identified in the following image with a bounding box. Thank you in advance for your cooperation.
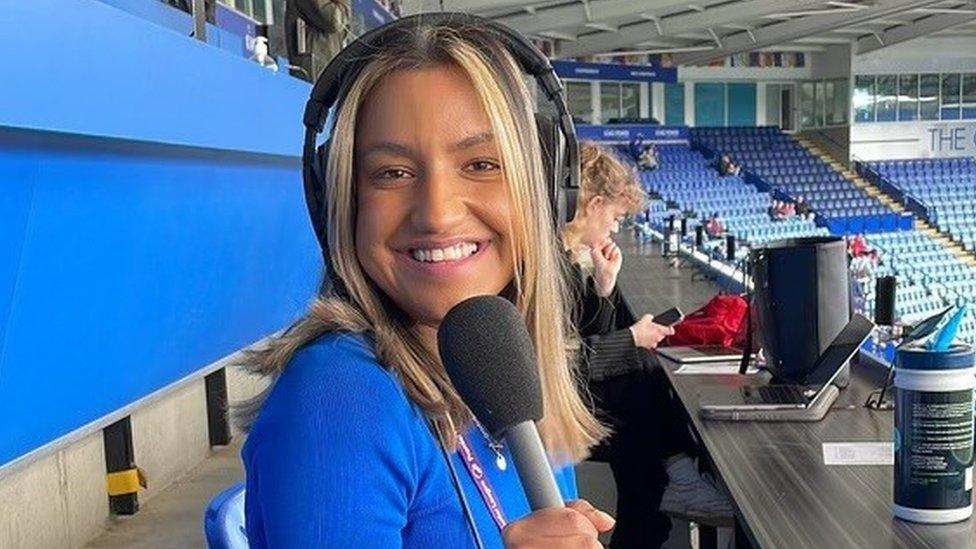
[242,333,577,548]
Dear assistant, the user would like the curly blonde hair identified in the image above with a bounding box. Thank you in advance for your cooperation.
[578,141,646,214]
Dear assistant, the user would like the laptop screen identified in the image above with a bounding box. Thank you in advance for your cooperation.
[804,314,875,389]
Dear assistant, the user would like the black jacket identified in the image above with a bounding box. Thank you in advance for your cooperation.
[572,264,644,382]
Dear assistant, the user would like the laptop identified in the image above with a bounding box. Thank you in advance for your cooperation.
[658,345,749,364]
[699,314,875,412]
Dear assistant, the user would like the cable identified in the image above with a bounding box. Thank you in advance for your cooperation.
[431,422,485,549]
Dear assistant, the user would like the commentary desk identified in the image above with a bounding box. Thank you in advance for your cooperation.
[656,354,976,549]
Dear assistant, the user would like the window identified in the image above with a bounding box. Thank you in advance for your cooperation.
[919,74,939,120]
[566,81,593,124]
[963,74,976,119]
[814,81,826,127]
[600,82,621,122]
[665,83,685,125]
[826,78,848,126]
[727,83,757,126]
[876,75,897,122]
[853,75,876,123]
[800,82,815,128]
[694,83,726,126]
[897,74,918,121]
[942,74,961,120]
[621,83,641,119]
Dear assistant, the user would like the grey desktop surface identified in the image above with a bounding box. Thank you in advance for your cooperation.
[616,236,975,549]
[660,357,975,549]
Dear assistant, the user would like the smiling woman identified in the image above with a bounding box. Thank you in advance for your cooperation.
[232,13,613,549]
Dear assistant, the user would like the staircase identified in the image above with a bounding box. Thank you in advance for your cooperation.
[793,137,976,267]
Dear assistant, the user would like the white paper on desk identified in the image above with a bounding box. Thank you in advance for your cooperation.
[822,442,893,465]
[674,364,759,375]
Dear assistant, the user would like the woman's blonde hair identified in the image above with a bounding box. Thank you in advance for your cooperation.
[236,22,605,463]
[578,141,646,213]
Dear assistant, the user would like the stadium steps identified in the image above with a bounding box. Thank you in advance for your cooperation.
[917,221,976,266]
[794,137,904,212]
[796,136,975,264]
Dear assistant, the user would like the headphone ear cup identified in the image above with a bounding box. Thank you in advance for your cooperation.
[534,114,570,227]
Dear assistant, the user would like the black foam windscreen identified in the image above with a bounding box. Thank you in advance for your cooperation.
[695,225,704,247]
[726,234,736,261]
[874,275,897,326]
[680,217,688,237]
[438,296,543,437]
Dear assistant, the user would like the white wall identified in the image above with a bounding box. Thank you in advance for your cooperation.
[810,44,853,79]
[850,121,976,160]
[678,65,812,82]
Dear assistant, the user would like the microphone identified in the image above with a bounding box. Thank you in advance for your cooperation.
[438,295,565,510]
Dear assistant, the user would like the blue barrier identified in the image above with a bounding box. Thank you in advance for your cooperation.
[1,0,321,467]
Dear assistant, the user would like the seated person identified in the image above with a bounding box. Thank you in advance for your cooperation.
[717,154,741,176]
[565,143,732,547]
[795,195,813,220]
[705,212,726,238]
[769,199,782,220]
[638,143,660,171]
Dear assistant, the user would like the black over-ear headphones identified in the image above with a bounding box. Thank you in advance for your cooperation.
[300,12,581,261]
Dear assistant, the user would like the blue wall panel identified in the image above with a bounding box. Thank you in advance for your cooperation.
[1,0,322,466]
[0,132,321,465]
[727,83,757,127]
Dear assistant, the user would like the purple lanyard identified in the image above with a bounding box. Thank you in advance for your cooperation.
[456,433,508,531]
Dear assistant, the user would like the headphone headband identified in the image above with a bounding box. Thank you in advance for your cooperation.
[301,13,580,259]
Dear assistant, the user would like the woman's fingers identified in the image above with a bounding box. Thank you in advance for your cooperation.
[567,499,616,533]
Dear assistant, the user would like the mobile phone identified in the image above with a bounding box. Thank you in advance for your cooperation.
[653,307,684,326]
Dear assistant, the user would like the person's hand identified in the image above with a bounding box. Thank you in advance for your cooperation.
[629,314,675,350]
[590,239,622,298]
[502,499,615,549]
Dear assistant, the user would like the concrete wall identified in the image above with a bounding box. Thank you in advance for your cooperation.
[800,126,851,164]
[0,349,270,548]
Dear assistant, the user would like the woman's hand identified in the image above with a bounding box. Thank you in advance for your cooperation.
[502,499,615,549]
[590,240,622,298]
[629,314,675,350]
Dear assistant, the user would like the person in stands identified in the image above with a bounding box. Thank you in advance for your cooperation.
[638,142,660,171]
[795,195,814,220]
[705,212,726,237]
[717,154,741,176]
[286,0,351,81]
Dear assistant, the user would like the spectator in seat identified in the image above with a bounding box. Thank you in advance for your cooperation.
[795,195,814,220]
[638,142,660,171]
[717,154,741,176]
[705,212,726,238]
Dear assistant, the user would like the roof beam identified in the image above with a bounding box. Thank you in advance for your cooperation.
[671,0,946,65]
[855,7,976,53]
[555,0,834,58]
[495,0,695,36]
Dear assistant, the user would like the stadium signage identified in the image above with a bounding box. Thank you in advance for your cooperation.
[576,124,689,143]
[927,124,976,155]
[552,60,678,83]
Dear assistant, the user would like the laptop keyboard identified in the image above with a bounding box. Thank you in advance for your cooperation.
[749,385,809,404]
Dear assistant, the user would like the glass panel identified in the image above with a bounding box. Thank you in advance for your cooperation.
[621,83,641,119]
[897,74,919,121]
[694,83,726,127]
[853,75,875,123]
[766,84,781,128]
[941,73,961,120]
[600,82,621,123]
[800,82,815,128]
[918,74,939,120]
[963,74,976,119]
[875,75,897,122]
[826,78,849,125]
[566,81,593,124]
[814,81,826,127]
[727,83,757,126]
[665,83,685,125]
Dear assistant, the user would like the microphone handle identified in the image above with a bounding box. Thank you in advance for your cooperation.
[504,421,565,510]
